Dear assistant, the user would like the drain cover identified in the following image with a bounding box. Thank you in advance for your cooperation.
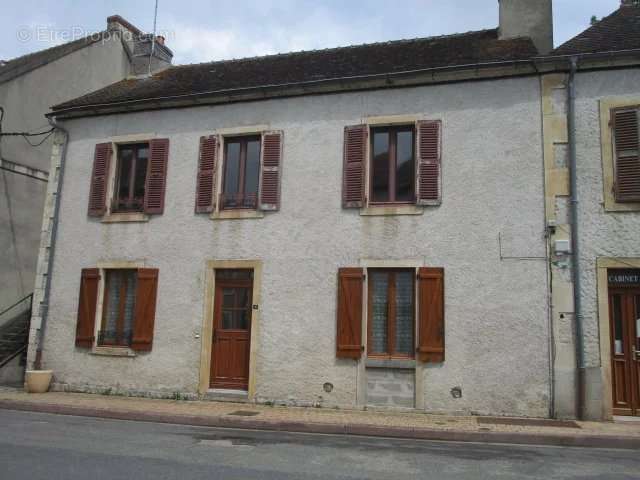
[227,410,260,417]
[477,417,580,429]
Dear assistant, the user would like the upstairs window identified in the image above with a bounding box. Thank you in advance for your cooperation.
[612,107,640,203]
[370,126,415,204]
[222,136,261,209]
[113,143,149,213]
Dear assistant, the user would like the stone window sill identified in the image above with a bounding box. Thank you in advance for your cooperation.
[101,212,150,223]
[90,346,137,357]
[603,200,640,213]
[360,205,424,217]
[365,358,416,370]
[211,210,264,220]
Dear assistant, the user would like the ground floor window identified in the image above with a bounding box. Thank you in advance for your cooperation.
[368,269,415,358]
[99,269,138,346]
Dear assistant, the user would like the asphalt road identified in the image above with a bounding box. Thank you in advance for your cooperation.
[0,409,639,479]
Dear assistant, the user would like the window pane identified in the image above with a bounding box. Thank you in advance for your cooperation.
[396,130,414,202]
[371,131,390,202]
[222,288,235,308]
[244,140,261,201]
[370,272,389,354]
[133,147,148,201]
[224,141,241,195]
[102,270,137,346]
[613,294,624,355]
[117,148,133,200]
[216,269,253,280]
[394,271,414,355]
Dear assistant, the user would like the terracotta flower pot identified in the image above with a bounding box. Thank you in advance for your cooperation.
[25,370,53,393]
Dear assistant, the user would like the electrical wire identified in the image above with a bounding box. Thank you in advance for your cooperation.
[21,129,55,147]
[0,128,55,137]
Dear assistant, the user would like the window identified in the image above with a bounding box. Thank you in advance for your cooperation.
[113,144,149,212]
[612,107,640,203]
[370,126,415,204]
[222,136,261,209]
[368,269,415,358]
[99,269,137,346]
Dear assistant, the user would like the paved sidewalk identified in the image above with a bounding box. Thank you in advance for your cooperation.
[0,388,639,449]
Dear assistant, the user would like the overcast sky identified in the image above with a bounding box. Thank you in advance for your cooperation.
[1,0,622,65]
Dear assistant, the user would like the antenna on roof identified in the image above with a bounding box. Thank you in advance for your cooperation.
[148,0,159,76]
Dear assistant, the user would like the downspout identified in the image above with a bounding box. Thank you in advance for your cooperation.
[33,116,68,370]
[567,56,585,419]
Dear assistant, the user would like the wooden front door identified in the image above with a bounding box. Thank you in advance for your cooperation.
[210,269,253,390]
[609,284,640,416]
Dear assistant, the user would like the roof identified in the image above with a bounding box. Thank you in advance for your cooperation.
[52,28,537,113]
[0,33,107,85]
[552,4,640,56]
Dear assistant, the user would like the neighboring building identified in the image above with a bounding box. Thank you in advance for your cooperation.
[540,1,640,419]
[0,15,172,384]
[25,0,640,420]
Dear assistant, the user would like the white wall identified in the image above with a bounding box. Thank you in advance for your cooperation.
[43,76,550,417]
[575,69,640,366]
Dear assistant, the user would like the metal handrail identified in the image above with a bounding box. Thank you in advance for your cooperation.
[0,345,27,369]
[0,292,33,319]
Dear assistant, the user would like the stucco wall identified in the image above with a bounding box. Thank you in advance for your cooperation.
[0,37,130,310]
[43,76,550,417]
[574,69,640,367]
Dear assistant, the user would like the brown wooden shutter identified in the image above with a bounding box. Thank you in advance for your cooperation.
[131,268,159,351]
[342,125,367,208]
[613,109,640,202]
[417,267,445,363]
[336,268,364,359]
[75,268,100,348]
[195,135,219,213]
[416,120,442,205]
[144,138,170,214]
[259,131,283,211]
[87,143,112,216]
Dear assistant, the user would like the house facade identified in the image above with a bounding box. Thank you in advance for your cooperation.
[26,0,640,419]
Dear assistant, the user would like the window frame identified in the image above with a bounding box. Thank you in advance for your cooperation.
[221,135,262,210]
[599,99,640,212]
[368,125,416,206]
[367,268,416,359]
[98,268,138,348]
[612,105,640,204]
[112,143,149,213]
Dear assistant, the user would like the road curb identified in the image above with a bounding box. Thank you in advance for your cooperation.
[1,399,638,450]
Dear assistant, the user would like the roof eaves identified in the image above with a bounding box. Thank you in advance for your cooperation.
[49,58,537,119]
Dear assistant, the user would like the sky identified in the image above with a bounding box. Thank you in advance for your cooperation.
[0,0,623,65]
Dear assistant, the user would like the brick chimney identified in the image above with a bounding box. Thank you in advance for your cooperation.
[498,0,554,54]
